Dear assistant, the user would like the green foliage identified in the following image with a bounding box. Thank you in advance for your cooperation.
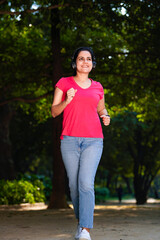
[0,15,52,122]
[10,109,53,177]
[0,0,160,205]
[95,187,110,204]
[20,174,52,201]
[0,179,46,205]
[101,110,160,203]
[103,111,160,174]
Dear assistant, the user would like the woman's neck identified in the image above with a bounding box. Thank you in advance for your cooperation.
[73,73,92,89]
[74,73,89,82]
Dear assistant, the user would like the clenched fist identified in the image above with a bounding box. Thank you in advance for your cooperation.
[65,88,77,105]
[100,115,110,126]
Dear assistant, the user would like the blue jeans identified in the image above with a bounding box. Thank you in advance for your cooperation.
[61,136,103,228]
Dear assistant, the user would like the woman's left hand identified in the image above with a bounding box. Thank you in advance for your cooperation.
[100,115,110,126]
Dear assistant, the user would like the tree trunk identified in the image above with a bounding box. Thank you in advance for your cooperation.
[133,163,148,204]
[0,104,15,180]
[48,6,69,209]
[129,132,148,205]
[122,175,132,194]
[48,115,68,208]
[106,173,112,189]
[134,178,148,204]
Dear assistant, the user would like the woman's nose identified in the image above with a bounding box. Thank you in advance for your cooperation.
[83,58,89,62]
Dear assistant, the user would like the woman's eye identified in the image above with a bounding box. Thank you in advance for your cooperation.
[78,57,92,61]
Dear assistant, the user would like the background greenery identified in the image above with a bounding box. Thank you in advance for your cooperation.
[0,0,160,205]
[0,177,46,205]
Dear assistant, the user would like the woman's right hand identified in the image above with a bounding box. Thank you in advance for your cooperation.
[65,88,77,105]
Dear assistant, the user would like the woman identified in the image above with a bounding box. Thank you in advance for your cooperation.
[51,47,110,240]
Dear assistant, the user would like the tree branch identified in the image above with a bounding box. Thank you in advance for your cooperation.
[0,4,69,15]
[0,2,91,15]
[0,0,6,5]
[0,90,54,106]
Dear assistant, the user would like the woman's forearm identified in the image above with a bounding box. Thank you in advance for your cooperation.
[51,100,67,118]
[98,108,109,117]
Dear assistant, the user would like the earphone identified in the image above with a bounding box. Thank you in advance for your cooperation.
[71,61,77,69]
[71,47,96,69]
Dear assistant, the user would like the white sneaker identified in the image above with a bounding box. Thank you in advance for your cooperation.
[79,229,91,240]
[75,224,82,240]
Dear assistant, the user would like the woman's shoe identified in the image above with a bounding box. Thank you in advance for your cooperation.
[79,229,91,240]
[75,224,82,240]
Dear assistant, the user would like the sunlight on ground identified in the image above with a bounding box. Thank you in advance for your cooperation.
[69,203,136,210]
[55,234,72,239]
[95,205,136,210]
[0,198,159,211]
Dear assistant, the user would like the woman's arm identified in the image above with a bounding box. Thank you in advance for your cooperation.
[97,96,110,126]
[51,87,67,118]
[51,87,77,118]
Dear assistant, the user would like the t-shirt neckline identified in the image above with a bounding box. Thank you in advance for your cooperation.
[72,76,92,90]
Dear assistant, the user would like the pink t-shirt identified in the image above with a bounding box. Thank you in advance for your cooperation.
[55,76,104,139]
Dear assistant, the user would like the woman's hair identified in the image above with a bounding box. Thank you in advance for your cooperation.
[71,47,96,75]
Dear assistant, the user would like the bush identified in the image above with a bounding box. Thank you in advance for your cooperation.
[0,179,46,205]
[20,174,52,201]
[95,187,110,203]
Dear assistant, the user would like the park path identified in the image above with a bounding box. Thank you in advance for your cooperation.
[0,199,160,240]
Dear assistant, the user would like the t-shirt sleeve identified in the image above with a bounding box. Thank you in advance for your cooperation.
[55,78,65,92]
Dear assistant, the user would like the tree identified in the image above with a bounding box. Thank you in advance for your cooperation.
[0,0,160,206]
[47,5,68,208]
[0,13,51,179]
[0,0,126,206]
[102,112,160,204]
[0,104,14,179]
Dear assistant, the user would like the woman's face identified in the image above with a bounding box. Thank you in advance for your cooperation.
[76,51,93,74]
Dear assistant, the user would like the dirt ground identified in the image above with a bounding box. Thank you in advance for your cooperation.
[0,199,160,240]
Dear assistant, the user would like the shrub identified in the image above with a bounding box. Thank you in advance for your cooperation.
[95,187,110,203]
[20,174,52,201]
[0,179,46,205]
